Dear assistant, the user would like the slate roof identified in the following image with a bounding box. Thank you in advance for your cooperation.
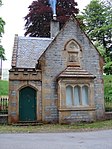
[11,16,104,69]
[12,35,52,68]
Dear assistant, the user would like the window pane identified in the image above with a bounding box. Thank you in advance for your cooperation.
[74,86,80,106]
[82,86,89,105]
[66,86,72,106]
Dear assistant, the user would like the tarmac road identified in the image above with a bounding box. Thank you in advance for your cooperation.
[0,129,112,149]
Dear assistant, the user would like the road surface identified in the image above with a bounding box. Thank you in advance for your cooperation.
[0,130,112,149]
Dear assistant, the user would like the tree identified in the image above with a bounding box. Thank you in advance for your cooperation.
[0,0,5,60]
[77,0,112,74]
[24,0,79,37]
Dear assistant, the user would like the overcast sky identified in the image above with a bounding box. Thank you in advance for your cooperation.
[0,0,91,69]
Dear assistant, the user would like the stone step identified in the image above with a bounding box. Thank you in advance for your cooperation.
[12,121,43,126]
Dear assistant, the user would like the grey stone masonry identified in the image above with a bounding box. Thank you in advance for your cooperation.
[41,16,104,122]
[9,15,104,124]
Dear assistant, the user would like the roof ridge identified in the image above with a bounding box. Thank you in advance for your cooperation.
[18,36,52,40]
[11,34,18,67]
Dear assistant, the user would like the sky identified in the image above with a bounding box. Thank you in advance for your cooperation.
[0,0,91,69]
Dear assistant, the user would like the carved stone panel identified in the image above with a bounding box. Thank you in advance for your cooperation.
[69,52,79,62]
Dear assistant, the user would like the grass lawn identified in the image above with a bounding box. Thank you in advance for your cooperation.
[0,80,9,96]
[0,120,112,133]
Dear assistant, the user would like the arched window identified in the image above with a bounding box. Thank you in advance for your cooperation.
[66,86,73,106]
[82,86,89,105]
[65,40,80,52]
[65,39,81,66]
[66,84,89,107]
[74,86,80,106]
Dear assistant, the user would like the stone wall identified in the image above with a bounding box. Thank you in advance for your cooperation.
[40,17,104,123]
[8,69,42,123]
[105,112,112,120]
[59,110,96,124]
[0,115,8,124]
[8,17,104,124]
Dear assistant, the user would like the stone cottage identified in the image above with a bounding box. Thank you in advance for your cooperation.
[8,15,104,124]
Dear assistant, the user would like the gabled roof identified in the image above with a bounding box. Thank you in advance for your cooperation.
[11,34,52,68]
[39,15,104,64]
[11,15,104,69]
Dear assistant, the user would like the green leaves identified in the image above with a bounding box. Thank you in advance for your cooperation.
[0,0,5,60]
[24,0,79,37]
[0,17,5,37]
[104,61,112,75]
[77,0,112,74]
[0,45,6,60]
[0,0,2,6]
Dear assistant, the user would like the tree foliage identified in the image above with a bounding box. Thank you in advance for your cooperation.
[0,0,5,60]
[0,0,5,37]
[78,0,112,74]
[0,17,5,37]
[24,0,79,37]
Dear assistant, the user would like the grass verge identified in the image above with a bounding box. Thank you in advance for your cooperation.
[0,120,112,133]
[0,80,9,96]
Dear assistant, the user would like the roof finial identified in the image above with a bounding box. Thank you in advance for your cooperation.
[53,14,57,20]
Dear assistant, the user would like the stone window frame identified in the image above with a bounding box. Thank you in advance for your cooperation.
[64,39,82,67]
[66,84,89,107]
[58,79,95,111]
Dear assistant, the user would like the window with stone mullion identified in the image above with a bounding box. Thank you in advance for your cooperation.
[74,86,80,106]
[66,85,89,107]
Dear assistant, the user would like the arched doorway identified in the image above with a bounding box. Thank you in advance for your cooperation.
[19,87,36,121]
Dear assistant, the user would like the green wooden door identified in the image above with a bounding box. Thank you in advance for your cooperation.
[19,87,36,121]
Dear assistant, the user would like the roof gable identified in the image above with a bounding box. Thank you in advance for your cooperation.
[39,15,104,63]
[11,15,104,69]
